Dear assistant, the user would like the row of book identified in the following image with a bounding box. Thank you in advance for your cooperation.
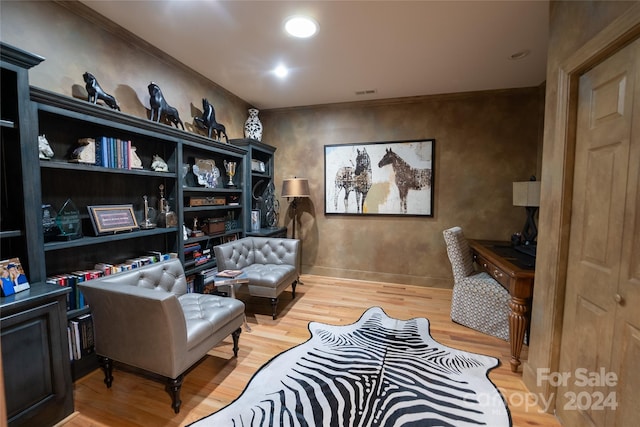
[68,313,94,361]
[71,136,138,170]
[47,252,174,311]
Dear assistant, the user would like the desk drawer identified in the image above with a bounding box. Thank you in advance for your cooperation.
[474,253,510,288]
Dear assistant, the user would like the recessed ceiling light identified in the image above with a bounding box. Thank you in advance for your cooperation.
[509,49,531,60]
[284,16,318,38]
[274,64,289,78]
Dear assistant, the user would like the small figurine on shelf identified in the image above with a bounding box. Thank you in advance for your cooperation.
[151,154,169,172]
[156,184,177,228]
[148,82,184,130]
[140,195,156,229]
[38,135,54,160]
[193,98,228,142]
[83,72,120,110]
[191,217,204,237]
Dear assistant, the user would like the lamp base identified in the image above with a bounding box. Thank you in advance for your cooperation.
[521,206,538,245]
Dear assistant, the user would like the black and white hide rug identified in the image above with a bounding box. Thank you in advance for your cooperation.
[190,306,511,427]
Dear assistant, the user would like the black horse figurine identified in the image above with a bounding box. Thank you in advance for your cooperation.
[83,72,120,110]
[148,82,184,130]
[194,98,228,142]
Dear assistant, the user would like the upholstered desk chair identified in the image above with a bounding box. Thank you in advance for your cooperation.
[442,226,510,341]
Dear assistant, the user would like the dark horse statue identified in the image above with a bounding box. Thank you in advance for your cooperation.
[83,72,120,110]
[194,98,228,142]
[148,82,184,129]
[378,147,431,214]
[334,148,372,213]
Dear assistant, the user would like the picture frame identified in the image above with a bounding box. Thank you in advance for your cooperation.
[324,139,434,216]
[87,204,140,235]
[0,257,30,296]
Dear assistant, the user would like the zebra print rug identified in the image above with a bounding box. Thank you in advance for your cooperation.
[190,306,511,426]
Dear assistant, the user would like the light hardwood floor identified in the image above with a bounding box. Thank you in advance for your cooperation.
[58,275,561,427]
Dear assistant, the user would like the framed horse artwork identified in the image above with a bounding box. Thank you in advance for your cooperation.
[324,139,434,216]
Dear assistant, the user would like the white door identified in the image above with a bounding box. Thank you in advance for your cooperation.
[557,38,640,427]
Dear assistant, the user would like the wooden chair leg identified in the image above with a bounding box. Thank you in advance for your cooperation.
[232,327,241,357]
[166,374,183,414]
[292,280,297,298]
[98,355,113,388]
[271,297,278,320]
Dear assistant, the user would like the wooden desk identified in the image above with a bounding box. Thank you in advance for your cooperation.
[468,240,535,373]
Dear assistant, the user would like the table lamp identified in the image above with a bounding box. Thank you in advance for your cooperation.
[513,176,541,245]
[281,177,310,239]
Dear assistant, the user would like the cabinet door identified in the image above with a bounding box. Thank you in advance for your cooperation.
[2,299,73,427]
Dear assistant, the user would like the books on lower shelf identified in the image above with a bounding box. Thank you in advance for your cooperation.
[47,251,174,311]
[68,313,94,361]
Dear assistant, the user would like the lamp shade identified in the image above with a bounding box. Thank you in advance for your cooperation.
[281,178,310,198]
[513,181,541,207]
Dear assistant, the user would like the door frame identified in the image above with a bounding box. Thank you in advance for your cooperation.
[523,3,640,408]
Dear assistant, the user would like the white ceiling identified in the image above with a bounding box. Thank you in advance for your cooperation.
[80,0,549,110]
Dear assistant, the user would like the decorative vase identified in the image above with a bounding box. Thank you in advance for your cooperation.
[244,108,263,141]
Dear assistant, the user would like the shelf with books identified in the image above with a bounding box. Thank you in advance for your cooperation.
[178,138,246,276]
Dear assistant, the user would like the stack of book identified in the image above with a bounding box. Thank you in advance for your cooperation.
[184,243,211,266]
[68,313,94,361]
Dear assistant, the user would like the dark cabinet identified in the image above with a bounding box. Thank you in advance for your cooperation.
[1,284,73,427]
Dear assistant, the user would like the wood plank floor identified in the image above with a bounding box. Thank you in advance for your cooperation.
[58,275,561,427]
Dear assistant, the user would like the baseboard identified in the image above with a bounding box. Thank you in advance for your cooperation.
[302,266,451,288]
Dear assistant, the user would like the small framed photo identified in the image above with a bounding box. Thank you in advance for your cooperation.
[87,204,139,235]
[1,257,30,296]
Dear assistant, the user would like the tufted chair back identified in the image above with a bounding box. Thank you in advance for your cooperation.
[123,259,188,296]
[443,226,475,281]
[215,237,299,271]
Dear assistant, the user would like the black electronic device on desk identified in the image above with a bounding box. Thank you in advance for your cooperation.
[514,244,537,258]
[489,243,536,269]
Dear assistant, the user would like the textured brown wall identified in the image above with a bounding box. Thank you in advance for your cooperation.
[0,1,251,138]
[262,89,540,286]
[524,0,639,402]
[2,1,541,288]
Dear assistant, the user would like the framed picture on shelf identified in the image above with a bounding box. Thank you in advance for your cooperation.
[87,204,140,235]
[324,139,435,216]
[0,257,30,296]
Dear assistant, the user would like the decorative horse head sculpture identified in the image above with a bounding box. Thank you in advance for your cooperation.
[38,135,54,160]
[148,82,184,130]
[193,98,228,143]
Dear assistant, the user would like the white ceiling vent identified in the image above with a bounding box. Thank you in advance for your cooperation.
[355,89,378,96]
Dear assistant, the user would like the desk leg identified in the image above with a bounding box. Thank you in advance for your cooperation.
[508,296,528,372]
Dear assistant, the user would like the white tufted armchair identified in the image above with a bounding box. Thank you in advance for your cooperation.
[443,226,510,341]
[78,259,245,413]
[214,237,300,320]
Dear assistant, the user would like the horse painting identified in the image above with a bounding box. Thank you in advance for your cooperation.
[334,148,372,213]
[378,147,431,214]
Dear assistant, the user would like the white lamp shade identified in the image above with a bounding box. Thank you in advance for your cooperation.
[513,181,541,207]
[281,178,310,198]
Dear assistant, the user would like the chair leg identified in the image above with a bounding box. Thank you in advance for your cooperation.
[271,297,278,320]
[232,327,241,357]
[292,280,297,298]
[98,355,113,388]
[166,374,183,414]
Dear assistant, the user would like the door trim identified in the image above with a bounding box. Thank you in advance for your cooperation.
[523,3,640,407]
